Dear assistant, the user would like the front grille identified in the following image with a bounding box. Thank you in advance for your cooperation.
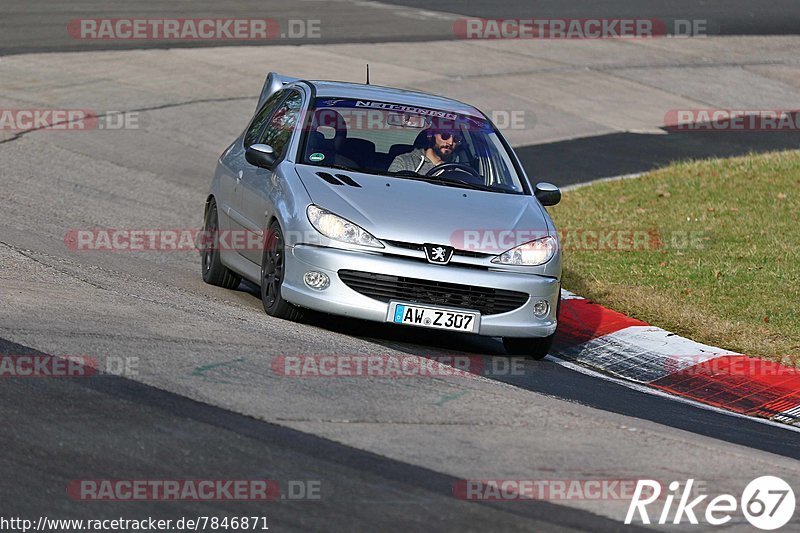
[384,240,423,251]
[383,240,494,259]
[453,249,493,259]
[338,270,529,315]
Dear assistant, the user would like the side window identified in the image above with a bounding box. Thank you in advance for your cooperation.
[244,90,285,147]
[259,91,303,160]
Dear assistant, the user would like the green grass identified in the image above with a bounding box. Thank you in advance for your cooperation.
[549,150,800,365]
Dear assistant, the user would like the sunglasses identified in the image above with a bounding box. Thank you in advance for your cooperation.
[435,131,461,144]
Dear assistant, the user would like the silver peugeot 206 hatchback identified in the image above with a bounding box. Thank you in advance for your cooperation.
[201,72,562,359]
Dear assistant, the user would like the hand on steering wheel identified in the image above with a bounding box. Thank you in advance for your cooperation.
[425,163,481,178]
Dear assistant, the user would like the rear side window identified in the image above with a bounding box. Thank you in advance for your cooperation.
[244,90,285,147]
[258,91,303,161]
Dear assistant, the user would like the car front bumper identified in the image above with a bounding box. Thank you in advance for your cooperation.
[281,244,559,338]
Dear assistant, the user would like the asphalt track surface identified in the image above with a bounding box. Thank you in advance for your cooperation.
[3,1,800,532]
[520,129,800,187]
[4,0,800,186]
[3,0,800,56]
[383,0,800,36]
[2,337,641,533]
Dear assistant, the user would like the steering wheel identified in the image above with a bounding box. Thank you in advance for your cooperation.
[426,163,481,178]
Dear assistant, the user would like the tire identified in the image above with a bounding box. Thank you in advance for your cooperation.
[502,293,561,360]
[261,220,303,321]
[201,199,242,289]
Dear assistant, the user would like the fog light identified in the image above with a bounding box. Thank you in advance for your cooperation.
[303,271,330,290]
[532,299,549,318]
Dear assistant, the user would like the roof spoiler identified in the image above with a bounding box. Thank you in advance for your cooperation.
[256,72,299,111]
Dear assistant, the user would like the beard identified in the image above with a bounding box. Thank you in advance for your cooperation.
[433,144,454,161]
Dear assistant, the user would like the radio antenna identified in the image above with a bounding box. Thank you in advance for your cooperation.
[366,64,370,85]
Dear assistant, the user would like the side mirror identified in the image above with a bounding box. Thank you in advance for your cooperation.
[534,182,561,206]
[245,144,276,169]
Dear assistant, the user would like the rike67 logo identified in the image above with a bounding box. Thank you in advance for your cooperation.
[626,477,795,530]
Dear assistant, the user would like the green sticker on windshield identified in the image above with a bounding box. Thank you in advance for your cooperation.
[309,152,325,162]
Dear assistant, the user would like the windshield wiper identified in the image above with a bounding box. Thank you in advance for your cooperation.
[312,164,507,193]
[323,164,363,173]
[316,164,400,179]
[434,176,497,192]
[387,172,495,192]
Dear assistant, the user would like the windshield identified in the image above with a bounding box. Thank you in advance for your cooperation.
[299,98,526,194]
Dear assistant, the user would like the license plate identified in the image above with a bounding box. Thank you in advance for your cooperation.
[387,301,480,333]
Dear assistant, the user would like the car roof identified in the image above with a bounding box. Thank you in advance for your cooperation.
[304,80,484,118]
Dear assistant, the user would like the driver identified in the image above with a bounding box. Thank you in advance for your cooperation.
[388,127,461,175]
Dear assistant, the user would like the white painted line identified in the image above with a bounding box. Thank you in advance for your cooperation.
[608,325,738,357]
[559,288,584,300]
[561,172,645,192]
[774,404,800,425]
[347,0,461,21]
[558,325,737,383]
[546,354,800,434]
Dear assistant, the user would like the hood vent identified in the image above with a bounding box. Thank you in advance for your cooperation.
[316,172,343,185]
[315,171,362,188]
[335,174,362,188]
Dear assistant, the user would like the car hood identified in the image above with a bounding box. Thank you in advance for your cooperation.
[295,165,552,253]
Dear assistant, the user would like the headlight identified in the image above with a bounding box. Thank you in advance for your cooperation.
[307,205,383,248]
[492,236,557,266]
